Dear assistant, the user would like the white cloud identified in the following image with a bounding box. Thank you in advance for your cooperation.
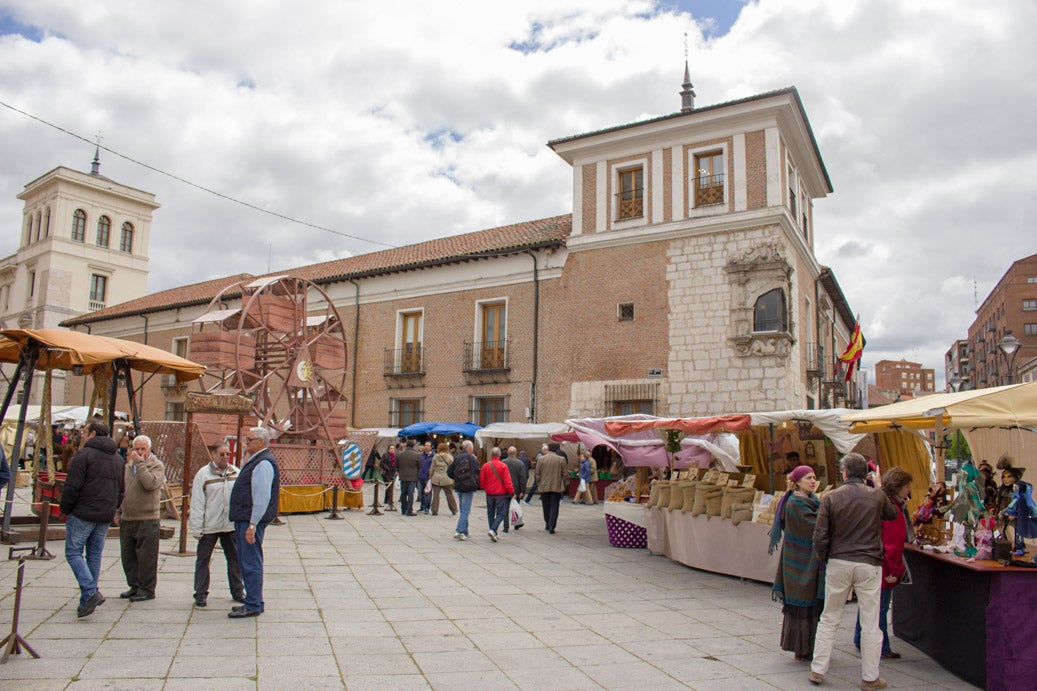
[0,0,1034,388]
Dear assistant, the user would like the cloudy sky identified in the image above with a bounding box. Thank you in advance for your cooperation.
[0,0,1034,387]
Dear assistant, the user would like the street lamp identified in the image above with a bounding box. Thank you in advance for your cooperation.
[996,331,1021,385]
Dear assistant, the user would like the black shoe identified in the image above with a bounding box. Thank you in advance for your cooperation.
[128,593,155,602]
[514,524,523,530]
[232,593,246,604]
[194,596,207,608]
[228,607,261,618]
[78,591,104,618]
[549,529,555,534]
[120,588,138,599]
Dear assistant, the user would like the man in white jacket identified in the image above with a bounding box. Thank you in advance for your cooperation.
[190,443,245,608]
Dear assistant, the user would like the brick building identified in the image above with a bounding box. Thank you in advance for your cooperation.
[874,359,935,399]
[45,73,859,432]
[962,253,1037,388]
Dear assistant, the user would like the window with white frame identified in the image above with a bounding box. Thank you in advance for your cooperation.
[1023,299,1037,311]
[687,145,728,214]
[398,311,423,373]
[89,274,108,309]
[1025,323,1037,336]
[615,167,644,221]
[96,215,111,247]
[391,398,423,427]
[470,396,507,426]
[71,209,86,242]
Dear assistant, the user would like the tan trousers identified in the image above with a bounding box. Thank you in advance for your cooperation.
[431,485,457,515]
[811,558,883,682]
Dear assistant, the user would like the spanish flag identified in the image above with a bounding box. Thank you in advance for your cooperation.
[838,319,865,382]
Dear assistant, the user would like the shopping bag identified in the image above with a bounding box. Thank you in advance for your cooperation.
[578,479,587,493]
[510,497,524,526]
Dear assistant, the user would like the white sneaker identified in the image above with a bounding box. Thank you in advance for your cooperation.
[453,532,463,540]
[522,500,531,505]
[459,534,468,541]
[488,530,498,542]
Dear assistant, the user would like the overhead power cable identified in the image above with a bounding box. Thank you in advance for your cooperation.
[0,97,399,249]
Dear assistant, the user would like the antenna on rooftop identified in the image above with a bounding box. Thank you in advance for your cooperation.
[680,32,696,113]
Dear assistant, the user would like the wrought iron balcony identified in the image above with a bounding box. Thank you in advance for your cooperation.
[695,174,725,206]
[615,189,644,220]
[383,345,424,377]
[463,340,510,373]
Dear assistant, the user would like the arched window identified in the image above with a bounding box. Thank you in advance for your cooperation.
[96,215,111,247]
[120,222,134,253]
[72,209,87,242]
[754,288,788,333]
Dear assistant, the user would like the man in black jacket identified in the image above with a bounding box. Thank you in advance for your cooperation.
[60,421,125,618]
[396,440,421,516]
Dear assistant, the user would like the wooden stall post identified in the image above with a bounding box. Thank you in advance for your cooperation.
[164,392,253,557]
[0,558,40,663]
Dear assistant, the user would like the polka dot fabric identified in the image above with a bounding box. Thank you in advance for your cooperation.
[606,514,647,548]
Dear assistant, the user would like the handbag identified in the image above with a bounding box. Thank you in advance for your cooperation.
[578,478,587,493]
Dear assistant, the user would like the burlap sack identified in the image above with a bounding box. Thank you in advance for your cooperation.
[691,482,718,517]
[656,481,672,509]
[680,478,700,512]
[668,480,687,511]
[730,502,754,526]
[647,480,664,507]
[704,486,725,517]
[721,486,757,519]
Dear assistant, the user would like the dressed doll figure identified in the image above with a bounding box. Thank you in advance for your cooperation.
[939,461,984,558]
[913,482,948,545]
[1001,471,1037,556]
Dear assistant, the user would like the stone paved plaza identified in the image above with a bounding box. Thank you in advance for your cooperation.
[0,491,978,690]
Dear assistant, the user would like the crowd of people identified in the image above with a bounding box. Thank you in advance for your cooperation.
[59,422,280,620]
[362,438,601,541]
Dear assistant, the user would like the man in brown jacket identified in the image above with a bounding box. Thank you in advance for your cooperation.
[809,453,897,690]
[535,442,566,534]
[116,434,165,602]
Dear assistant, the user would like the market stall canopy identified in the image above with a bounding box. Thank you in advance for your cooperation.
[841,383,1037,432]
[565,415,741,470]
[474,422,569,447]
[397,421,482,438]
[747,409,865,454]
[0,328,205,382]
[35,405,129,425]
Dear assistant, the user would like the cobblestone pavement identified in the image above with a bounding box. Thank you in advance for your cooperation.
[0,491,978,690]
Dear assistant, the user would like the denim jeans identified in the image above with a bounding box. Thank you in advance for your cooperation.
[853,587,894,655]
[455,491,474,536]
[524,480,539,503]
[486,494,509,533]
[419,479,431,512]
[65,514,108,606]
[400,480,417,515]
[234,521,267,613]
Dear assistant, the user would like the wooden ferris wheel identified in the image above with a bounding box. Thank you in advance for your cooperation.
[190,275,349,450]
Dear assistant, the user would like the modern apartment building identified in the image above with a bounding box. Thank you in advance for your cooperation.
[964,253,1037,388]
[874,359,935,398]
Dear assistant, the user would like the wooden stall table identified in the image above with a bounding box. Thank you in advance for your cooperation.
[644,505,779,583]
[892,544,1037,690]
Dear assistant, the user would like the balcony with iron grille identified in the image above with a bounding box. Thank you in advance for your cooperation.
[615,189,644,221]
[463,340,510,383]
[695,174,725,206]
[384,345,424,385]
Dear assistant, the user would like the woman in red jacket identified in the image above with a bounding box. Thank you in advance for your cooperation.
[853,466,913,658]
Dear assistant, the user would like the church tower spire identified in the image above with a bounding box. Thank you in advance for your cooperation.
[680,60,696,113]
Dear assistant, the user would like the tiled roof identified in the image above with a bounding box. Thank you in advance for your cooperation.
[62,214,572,326]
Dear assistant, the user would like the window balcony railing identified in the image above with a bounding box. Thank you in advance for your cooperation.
[88,300,105,312]
[383,345,424,376]
[695,174,725,206]
[615,190,644,220]
[463,340,510,372]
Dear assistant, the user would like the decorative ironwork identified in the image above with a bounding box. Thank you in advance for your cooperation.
[463,340,509,372]
[384,345,424,377]
[615,190,644,220]
[694,174,725,206]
